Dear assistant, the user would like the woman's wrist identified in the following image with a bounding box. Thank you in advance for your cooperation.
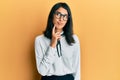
[50,43,56,48]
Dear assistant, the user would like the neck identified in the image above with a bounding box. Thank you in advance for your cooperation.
[55,29,63,33]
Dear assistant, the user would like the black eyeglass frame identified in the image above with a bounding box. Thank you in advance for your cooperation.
[54,11,70,21]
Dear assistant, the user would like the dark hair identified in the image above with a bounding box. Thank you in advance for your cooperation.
[44,2,75,45]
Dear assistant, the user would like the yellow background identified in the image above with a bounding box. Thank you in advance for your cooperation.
[0,0,120,80]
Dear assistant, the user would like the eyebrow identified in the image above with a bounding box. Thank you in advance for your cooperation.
[55,11,68,16]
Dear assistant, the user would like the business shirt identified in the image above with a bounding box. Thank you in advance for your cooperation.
[35,34,80,80]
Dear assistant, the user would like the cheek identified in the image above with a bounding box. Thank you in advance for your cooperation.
[53,17,57,24]
[63,21,67,26]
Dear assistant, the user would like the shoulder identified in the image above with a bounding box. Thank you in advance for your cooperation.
[35,34,50,43]
[73,34,80,43]
[35,34,44,40]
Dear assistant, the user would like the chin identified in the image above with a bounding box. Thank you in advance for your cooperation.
[57,25,64,29]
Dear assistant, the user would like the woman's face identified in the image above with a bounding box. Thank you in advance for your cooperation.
[53,7,68,30]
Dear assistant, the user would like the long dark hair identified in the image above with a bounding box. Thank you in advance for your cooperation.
[44,2,75,45]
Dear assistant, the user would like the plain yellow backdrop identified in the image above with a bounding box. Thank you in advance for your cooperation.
[0,0,120,80]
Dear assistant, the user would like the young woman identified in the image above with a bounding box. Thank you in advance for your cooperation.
[35,2,80,80]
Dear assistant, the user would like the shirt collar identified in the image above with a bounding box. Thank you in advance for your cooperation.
[60,31,64,36]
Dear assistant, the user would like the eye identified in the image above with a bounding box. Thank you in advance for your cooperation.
[63,15,67,18]
[56,12,61,16]
[63,15,68,20]
[57,13,61,16]
[54,12,61,19]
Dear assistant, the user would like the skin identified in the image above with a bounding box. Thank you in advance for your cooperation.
[50,7,68,48]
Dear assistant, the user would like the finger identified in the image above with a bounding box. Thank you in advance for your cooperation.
[56,34,61,38]
[57,36,61,40]
[55,32,60,35]
[52,25,55,35]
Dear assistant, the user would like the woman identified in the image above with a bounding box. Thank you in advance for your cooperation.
[35,2,80,80]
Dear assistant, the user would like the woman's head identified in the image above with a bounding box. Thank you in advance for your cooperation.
[53,7,68,31]
[44,2,75,45]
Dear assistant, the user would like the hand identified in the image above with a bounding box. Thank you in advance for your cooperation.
[50,25,61,48]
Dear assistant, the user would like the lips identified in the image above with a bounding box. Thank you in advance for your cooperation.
[57,22,62,25]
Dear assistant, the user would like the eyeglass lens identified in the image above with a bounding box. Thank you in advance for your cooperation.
[55,11,68,21]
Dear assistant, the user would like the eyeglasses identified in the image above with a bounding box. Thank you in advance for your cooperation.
[54,11,69,21]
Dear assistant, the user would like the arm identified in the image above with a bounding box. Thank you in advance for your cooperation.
[72,35,81,80]
[35,25,61,76]
[35,37,56,76]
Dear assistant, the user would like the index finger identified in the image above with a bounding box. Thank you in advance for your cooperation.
[52,25,55,35]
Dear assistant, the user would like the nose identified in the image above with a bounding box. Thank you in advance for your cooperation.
[59,16,64,21]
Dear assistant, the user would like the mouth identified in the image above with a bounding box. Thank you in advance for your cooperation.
[57,22,62,25]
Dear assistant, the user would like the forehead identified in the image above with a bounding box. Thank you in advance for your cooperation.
[56,7,68,14]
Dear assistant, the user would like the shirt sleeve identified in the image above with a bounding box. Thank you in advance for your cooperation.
[34,36,56,76]
[72,35,81,80]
